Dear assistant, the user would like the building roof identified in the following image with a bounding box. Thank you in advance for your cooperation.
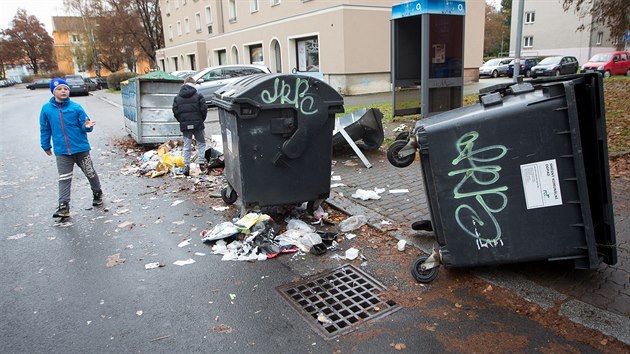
[52,16,84,33]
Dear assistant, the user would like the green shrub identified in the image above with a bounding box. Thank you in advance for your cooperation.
[107,72,138,90]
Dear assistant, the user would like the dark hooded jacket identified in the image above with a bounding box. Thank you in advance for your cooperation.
[172,84,208,132]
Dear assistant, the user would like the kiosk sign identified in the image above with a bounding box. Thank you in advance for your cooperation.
[392,0,466,19]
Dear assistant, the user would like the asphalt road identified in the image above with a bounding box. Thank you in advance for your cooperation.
[0,85,617,353]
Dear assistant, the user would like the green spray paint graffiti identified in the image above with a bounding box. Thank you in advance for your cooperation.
[261,77,318,115]
[447,131,508,250]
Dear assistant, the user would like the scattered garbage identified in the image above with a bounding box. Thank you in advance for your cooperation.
[351,188,385,200]
[144,262,164,270]
[339,215,368,232]
[201,222,240,242]
[345,248,360,260]
[173,258,196,266]
[397,240,407,252]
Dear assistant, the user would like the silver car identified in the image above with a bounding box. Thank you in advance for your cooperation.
[479,58,513,78]
[192,64,271,104]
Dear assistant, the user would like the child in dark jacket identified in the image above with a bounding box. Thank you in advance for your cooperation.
[172,77,208,175]
[40,78,103,218]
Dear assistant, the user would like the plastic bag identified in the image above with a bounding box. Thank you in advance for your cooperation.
[287,219,316,233]
[161,153,185,169]
[339,215,368,232]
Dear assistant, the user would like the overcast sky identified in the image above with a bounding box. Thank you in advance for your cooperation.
[1,0,67,35]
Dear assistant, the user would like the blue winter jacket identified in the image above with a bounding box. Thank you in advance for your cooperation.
[40,97,93,156]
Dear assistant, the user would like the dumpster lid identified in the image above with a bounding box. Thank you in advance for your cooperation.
[211,73,343,109]
[129,71,184,82]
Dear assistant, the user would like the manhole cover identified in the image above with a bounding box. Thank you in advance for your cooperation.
[277,264,400,339]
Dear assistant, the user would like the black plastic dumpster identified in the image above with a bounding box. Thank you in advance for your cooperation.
[210,74,344,211]
[413,73,616,277]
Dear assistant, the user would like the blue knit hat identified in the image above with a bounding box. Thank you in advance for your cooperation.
[50,78,70,93]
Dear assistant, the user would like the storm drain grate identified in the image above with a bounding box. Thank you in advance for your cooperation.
[277,264,400,339]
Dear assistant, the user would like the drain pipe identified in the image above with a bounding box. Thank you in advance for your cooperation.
[512,0,525,82]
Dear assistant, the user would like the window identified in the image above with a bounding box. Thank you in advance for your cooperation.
[205,6,212,23]
[523,36,533,48]
[271,0,281,6]
[596,32,603,45]
[184,18,190,33]
[177,21,182,36]
[71,34,80,43]
[249,44,263,65]
[217,50,227,65]
[166,0,171,15]
[172,57,179,71]
[250,0,259,12]
[168,25,173,40]
[296,37,319,72]
[195,13,201,32]
[229,0,237,22]
[175,0,179,9]
[621,53,628,61]
[525,11,535,24]
[187,54,196,70]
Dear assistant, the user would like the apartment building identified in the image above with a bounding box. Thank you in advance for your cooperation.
[52,16,151,77]
[156,0,485,95]
[509,0,617,64]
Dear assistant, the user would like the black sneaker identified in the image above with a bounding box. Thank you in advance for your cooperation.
[92,190,104,206]
[183,165,190,176]
[53,202,70,218]
[199,163,207,174]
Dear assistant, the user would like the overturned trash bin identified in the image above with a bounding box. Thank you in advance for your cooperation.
[211,74,344,211]
[409,73,616,282]
[332,107,384,151]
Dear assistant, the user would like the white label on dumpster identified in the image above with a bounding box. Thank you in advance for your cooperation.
[520,159,563,209]
[226,128,233,153]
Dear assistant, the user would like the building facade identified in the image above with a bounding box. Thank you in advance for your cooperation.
[509,0,617,64]
[156,0,485,95]
[52,16,151,77]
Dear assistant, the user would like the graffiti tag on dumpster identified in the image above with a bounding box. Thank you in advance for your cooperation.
[261,78,318,115]
[447,131,508,250]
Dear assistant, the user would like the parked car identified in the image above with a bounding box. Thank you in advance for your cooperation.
[507,58,540,78]
[66,77,89,96]
[84,78,98,91]
[581,51,630,77]
[170,70,197,79]
[479,58,513,78]
[530,56,579,78]
[26,78,52,90]
[192,64,272,105]
[91,77,108,89]
[64,74,83,80]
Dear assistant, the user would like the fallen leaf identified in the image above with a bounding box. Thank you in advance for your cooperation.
[106,253,125,268]
[394,343,406,350]
[455,303,463,308]
[210,324,232,333]
[600,339,608,346]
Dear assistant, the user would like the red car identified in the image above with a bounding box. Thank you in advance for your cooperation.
[581,51,630,77]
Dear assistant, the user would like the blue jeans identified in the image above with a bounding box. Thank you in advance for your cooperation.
[182,129,206,166]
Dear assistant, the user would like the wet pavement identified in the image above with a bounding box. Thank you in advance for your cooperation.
[2,82,628,353]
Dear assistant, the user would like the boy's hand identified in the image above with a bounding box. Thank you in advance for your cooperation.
[85,120,96,128]
[45,150,52,156]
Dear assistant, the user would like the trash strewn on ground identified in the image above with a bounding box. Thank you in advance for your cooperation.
[351,188,385,200]
[119,137,225,180]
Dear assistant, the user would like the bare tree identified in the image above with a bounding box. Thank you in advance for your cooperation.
[563,0,630,49]
[104,0,164,66]
[1,9,55,74]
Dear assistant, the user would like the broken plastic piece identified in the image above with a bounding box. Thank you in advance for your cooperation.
[345,248,359,260]
[339,215,368,232]
[201,222,239,242]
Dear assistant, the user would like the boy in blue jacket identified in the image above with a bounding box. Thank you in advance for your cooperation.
[40,78,103,218]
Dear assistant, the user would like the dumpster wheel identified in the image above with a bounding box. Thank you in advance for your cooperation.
[221,186,238,204]
[395,131,410,141]
[387,140,416,168]
[411,256,439,283]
